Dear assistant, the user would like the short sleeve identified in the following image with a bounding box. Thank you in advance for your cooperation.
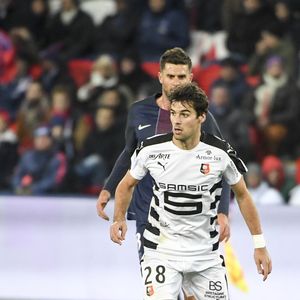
[223,157,242,186]
[129,148,148,180]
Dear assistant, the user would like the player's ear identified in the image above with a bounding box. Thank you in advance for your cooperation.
[158,72,163,84]
[190,72,193,82]
[199,112,206,124]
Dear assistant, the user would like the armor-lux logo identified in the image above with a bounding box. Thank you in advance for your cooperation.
[200,163,210,175]
[146,285,154,296]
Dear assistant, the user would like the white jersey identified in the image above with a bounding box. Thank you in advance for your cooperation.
[130,132,243,261]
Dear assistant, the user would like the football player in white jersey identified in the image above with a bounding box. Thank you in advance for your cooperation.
[111,83,272,299]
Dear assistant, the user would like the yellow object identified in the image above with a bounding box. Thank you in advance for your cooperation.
[224,242,249,292]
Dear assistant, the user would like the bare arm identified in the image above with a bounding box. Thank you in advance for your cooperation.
[232,177,262,235]
[110,171,139,245]
[231,177,272,281]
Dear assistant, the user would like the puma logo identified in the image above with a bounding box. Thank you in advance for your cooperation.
[157,161,167,171]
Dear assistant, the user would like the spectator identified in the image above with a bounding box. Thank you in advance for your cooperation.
[188,0,223,32]
[245,162,284,205]
[1,0,49,65]
[0,109,18,189]
[222,0,242,31]
[243,56,300,158]
[93,0,138,59]
[273,0,300,52]
[26,0,49,50]
[74,106,124,194]
[0,0,31,32]
[0,57,32,117]
[74,86,129,155]
[248,21,297,78]
[95,88,128,122]
[211,57,249,107]
[226,0,276,60]
[261,155,295,203]
[136,0,190,62]
[49,85,76,161]
[38,53,76,95]
[77,54,132,109]
[15,80,49,151]
[44,0,95,61]
[77,55,118,103]
[118,51,160,99]
[209,84,255,162]
[12,125,67,195]
[9,26,39,66]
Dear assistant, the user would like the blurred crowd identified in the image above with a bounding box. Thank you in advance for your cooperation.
[0,0,300,205]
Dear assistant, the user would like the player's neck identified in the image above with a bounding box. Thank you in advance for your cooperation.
[156,95,171,111]
[172,131,201,150]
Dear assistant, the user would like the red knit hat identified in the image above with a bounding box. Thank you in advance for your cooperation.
[261,155,285,187]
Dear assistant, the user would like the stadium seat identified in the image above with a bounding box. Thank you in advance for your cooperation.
[141,62,160,78]
[193,64,221,94]
[68,59,93,87]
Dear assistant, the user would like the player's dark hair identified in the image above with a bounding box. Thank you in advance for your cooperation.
[159,47,192,71]
[169,83,208,116]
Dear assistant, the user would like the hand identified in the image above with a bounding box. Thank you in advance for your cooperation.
[96,189,111,221]
[110,220,127,245]
[254,247,272,281]
[218,213,230,242]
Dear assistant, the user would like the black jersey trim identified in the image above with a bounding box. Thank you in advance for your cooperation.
[201,131,227,151]
[212,241,219,251]
[210,229,218,238]
[144,133,173,147]
[210,180,222,194]
[210,215,218,225]
[201,131,248,174]
[153,181,159,191]
[143,237,158,250]
[220,254,226,267]
[210,195,221,210]
[146,222,160,236]
[150,207,159,221]
[136,133,173,156]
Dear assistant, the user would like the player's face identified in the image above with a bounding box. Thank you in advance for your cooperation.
[170,101,205,143]
[159,63,193,99]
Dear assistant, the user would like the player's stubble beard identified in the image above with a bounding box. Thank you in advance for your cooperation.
[164,86,178,103]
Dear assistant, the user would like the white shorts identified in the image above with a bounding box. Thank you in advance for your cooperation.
[140,254,229,300]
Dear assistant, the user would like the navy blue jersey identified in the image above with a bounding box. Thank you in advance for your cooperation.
[104,93,230,222]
